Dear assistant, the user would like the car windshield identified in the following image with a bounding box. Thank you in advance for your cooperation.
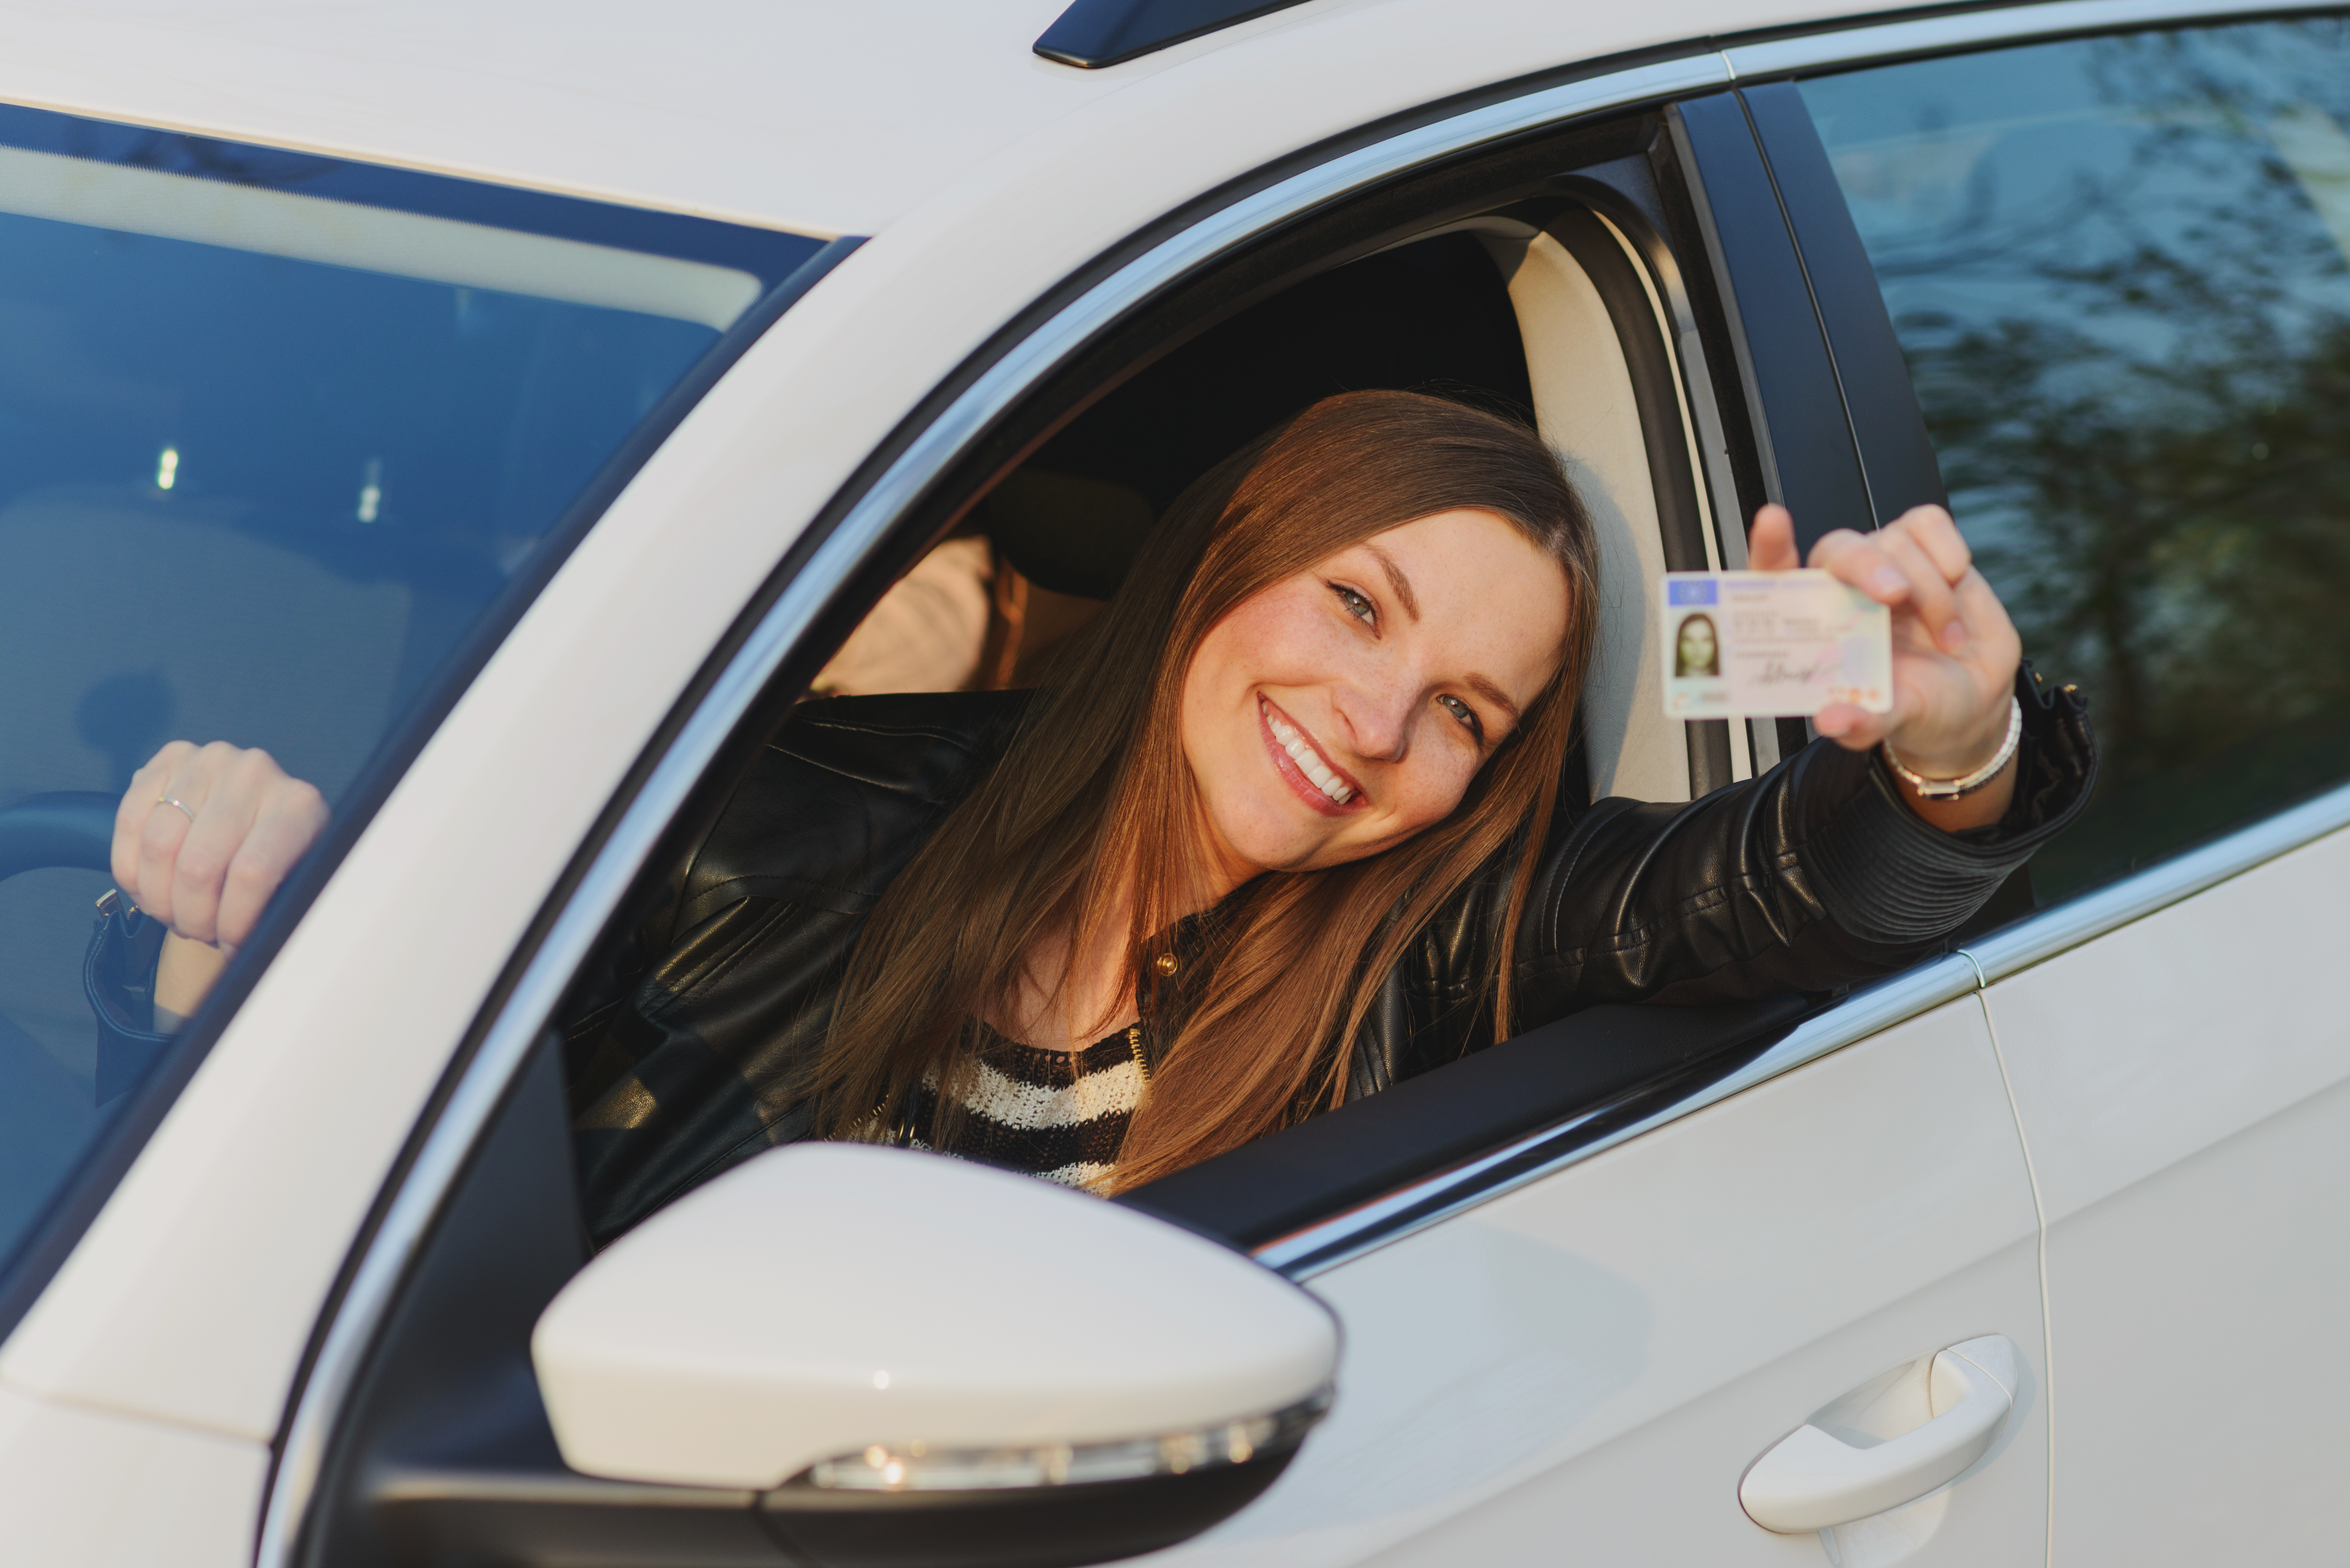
[0,107,826,1276]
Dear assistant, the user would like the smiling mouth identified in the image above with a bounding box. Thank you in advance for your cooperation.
[1260,697,1363,811]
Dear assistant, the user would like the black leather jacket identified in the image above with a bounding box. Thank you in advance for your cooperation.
[565,669,2092,1242]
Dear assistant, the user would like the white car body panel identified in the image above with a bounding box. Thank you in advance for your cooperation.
[0,1383,263,1567]
[1149,998,2046,1565]
[0,0,1863,239]
[1986,822,2350,1564]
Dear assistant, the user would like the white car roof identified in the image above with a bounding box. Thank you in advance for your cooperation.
[0,0,1876,239]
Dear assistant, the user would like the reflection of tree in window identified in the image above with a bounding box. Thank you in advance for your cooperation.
[1805,19,2350,900]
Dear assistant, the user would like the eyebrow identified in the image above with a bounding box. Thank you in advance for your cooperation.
[1365,544,1419,623]
[1357,544,1520,732]
[1467,675,1522,731]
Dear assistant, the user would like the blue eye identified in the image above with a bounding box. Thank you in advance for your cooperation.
[1332,584,1375,623]
[1438,694,1483,740]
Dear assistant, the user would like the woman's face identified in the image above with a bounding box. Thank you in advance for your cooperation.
[1179,508,1571,887]
[1679,615,1717,672]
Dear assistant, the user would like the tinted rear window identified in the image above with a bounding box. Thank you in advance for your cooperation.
[1803,18,2350,902]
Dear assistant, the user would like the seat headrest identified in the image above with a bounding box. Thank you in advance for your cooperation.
[981,468,1157,601]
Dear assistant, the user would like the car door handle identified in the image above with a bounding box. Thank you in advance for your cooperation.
[1739,1334,2018,1533]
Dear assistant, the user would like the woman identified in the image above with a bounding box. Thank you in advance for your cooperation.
[105,393,2092,1240]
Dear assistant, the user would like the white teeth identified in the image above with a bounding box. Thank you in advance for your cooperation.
[1264,704,1354,805]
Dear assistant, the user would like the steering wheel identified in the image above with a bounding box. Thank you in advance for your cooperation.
[0,791,119,883]
[0,791,167,1102]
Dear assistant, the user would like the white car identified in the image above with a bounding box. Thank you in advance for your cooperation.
[0,1,2344,1564]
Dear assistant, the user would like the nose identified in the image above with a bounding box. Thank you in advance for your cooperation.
[1330,664,1417,764]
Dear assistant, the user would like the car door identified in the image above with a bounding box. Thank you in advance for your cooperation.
[255,47,2059,1568]
[1791,15,2350,1563]
[1126,82,2051,1568]
[1174,988,2040,1568]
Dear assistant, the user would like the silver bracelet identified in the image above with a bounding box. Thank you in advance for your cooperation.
[1882,697,2022,799]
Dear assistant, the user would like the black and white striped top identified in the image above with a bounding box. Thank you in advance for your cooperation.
[908,1024,1147,1191]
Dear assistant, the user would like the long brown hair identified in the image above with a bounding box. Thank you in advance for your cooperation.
[805,390,1598,1189]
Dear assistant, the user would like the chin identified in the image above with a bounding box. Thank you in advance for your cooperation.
[1234,829,1325,876]
[1212,801,1331,877]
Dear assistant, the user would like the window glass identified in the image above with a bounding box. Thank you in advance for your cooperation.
[1802,19,2350,902]
[0,108,825,1273]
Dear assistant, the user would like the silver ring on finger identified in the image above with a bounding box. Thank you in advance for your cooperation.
[155,796,197,825]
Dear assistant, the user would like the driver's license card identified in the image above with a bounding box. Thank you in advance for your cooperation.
[1660,570,1892,719]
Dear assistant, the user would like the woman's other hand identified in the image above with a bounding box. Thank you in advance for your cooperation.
[110,741,329,1022]
[1748,504,2020,829]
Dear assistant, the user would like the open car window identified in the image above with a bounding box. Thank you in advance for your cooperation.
[0,103,830,1285]
[813,214,1740,801]
[554,114,1759,1256]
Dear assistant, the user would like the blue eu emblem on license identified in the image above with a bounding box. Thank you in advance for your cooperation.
[1668,578,1719,606]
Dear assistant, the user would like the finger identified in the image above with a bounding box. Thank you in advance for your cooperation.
[1874,528,1965,652]
[1813,701,1894,751]
[168,745,287,946]
[113,762,158,893]
[1809,530,1914,604]
[1951,564,2018,651]
[215,780,328,949]
[134,746,221,933]
[134,809,187,930]
[169,778,264,948]
[1748,505,1799,571]
[113,741,193,894]
[1886,505,1971,584]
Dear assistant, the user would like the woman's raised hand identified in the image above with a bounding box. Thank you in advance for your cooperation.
[111,740,329,970]
[1748,504,2022,821]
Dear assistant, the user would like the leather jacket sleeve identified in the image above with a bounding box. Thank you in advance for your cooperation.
[563,691,1031,1244]
[1347,664,2096,1094]
[565,673,2093,1240]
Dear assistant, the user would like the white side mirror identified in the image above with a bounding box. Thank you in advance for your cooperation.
[532,1144,1337,1564]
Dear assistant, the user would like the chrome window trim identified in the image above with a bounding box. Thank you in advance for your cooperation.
[1723,0,2345,79]
[1964,778,2350,985]
[1260,954,1982,1276]
[1266,785,2350,1278]
[259,4,2350,1550]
